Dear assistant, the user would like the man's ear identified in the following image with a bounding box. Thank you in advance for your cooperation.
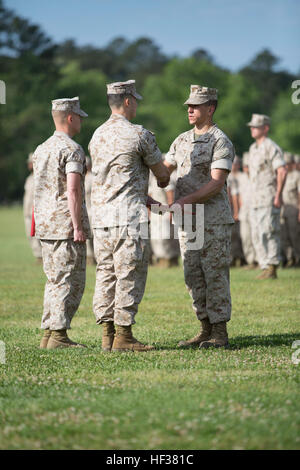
[124,97,130,108]
[67,113,73,124]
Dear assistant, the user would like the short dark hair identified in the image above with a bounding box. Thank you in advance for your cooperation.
[107,93,132,109]
[205,99,218,113]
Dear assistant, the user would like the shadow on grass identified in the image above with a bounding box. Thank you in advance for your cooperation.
[152,333,300,351]
[230,333,300,349]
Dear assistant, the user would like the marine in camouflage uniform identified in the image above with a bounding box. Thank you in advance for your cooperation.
[89,80,170,352]
[164,85,235,349]
[23,153,42,262]
[33,97,91,349]
[247,114,287,279]
[148,161,180,267]
[280,152,300,266]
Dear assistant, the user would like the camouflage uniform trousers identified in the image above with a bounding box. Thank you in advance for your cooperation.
[24,215,42,259]
[178,224,232,324]
[251,206,281,269]
[93,225,150,326]
[239,213,256,265]
[281,205,300,261]
[40,239,86,330]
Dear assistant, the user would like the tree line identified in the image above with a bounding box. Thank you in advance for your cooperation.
[0,0,299,201]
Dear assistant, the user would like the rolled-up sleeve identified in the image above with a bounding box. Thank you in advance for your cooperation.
[271,146,285,171]
[211,137,234,171]
[65,150,85,175]
[164,139,178,168]
[140,129,162,166]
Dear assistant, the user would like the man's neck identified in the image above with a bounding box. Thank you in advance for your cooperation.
[111,108,130,121]
[194,121,214,135]
[55,126,74,138]
[255,135,267,146]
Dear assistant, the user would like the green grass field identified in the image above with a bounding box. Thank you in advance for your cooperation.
[0,206,299,450]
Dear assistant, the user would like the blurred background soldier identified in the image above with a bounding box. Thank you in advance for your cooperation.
[84,155,96,265]
[23,152,42,263]
[148,156,180,268]
[238,152,257,269]
[247,114,286,279]
[280,152,300,267]
[227,155,245,266]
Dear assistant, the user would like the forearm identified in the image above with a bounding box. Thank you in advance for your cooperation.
[276,167,287,197]
[68,188,82,230]
[149,161,170,187]
[180,178,224,205]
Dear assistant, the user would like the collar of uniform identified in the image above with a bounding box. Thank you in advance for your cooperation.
[191,124,217,143]
[109,113,129,123]
[254,136,268,149]
[54,130,73,140]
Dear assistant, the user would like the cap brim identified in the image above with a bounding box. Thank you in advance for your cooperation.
[184,97,211,106]
[77,109,88,118]
[132,92,143,100]
[247,122,262,127]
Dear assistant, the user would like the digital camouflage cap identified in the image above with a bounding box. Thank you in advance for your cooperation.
[106,80,143,100]
[184,85,218,105]
[51,97,88,117]
[247,113,270,127]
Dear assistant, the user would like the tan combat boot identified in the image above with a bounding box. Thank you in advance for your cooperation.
[199,321,229,349]
[39,329,51,349]
[257,265,277,279]
[47,329,87,349]
[112,325,155,352]
[101,322,115,352]
[177,318,212,348]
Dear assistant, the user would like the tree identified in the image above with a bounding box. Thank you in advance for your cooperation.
[240,49,295,113]
[271,88,300,154]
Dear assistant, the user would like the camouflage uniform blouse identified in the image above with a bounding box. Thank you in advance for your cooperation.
[33,131,91,239]
[248,137,285,208]
[165,124,235,225]
[89,114,162,228]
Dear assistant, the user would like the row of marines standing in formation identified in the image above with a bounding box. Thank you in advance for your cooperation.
[228,149,300,271]
[24,79,292,351]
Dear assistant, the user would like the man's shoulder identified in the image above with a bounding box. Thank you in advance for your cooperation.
[212,125,233,147]
[36,133,82,155]
[264,137,282,154]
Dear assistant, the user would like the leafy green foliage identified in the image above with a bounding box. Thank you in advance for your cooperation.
[0,2,299,201]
